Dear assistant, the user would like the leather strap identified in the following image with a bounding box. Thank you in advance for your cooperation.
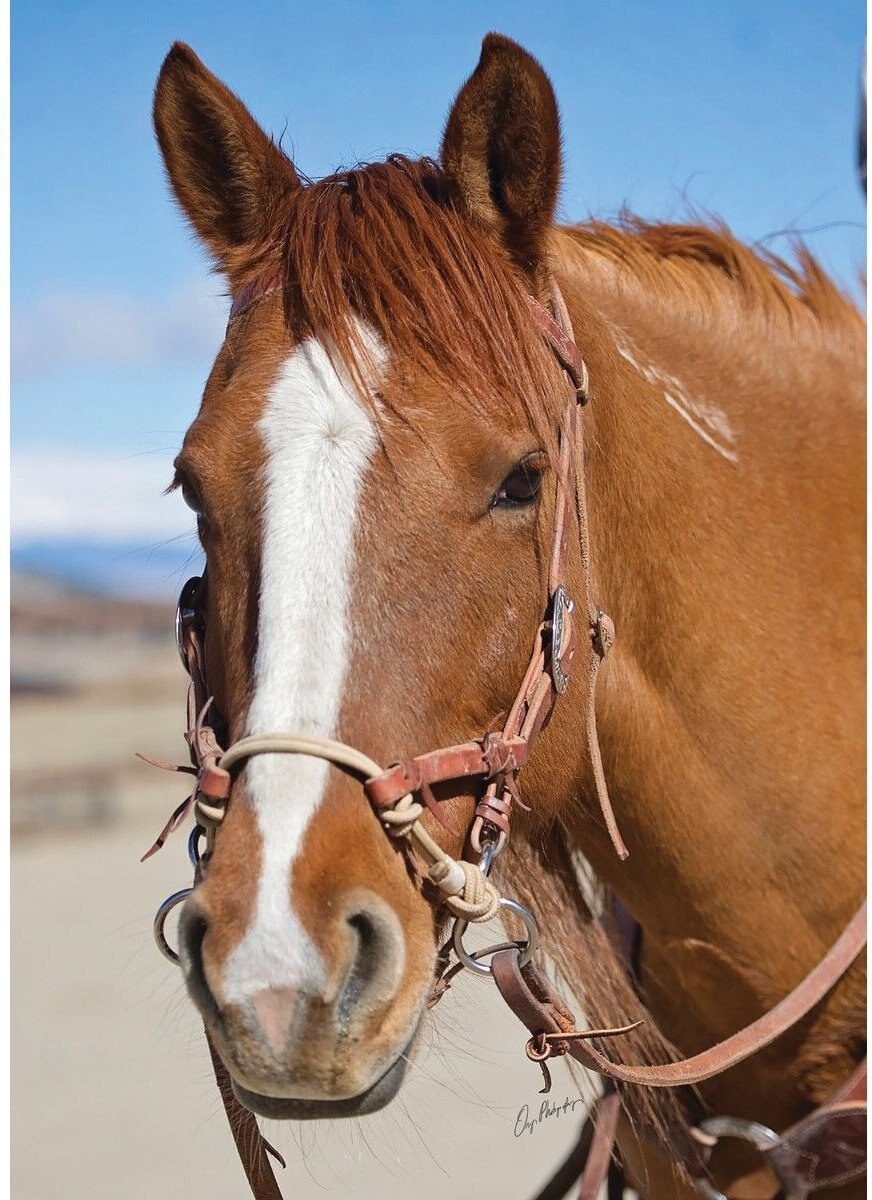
[577,1086,622,1200]
[364,735,531,811]
[491,903,866,1089]
[525,294,589,401]
[204,1031,287,1200]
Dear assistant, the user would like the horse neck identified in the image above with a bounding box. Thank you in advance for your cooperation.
[549,234,865,1081]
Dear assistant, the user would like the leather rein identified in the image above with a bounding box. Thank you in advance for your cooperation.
[142,278,866,1200]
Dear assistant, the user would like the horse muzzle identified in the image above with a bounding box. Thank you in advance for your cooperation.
[177,886,426,1115]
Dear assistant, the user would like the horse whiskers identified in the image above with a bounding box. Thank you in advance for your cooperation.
[395,1049,485,1105]
[393,1095,450,1177]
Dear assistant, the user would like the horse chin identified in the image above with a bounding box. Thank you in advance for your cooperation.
[231,1049,409,1120]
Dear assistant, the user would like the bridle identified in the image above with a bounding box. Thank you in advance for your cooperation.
[142,278,866,1200]
[149,277,623,970]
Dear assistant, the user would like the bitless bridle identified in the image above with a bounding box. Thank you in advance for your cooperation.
[150,279,617,986]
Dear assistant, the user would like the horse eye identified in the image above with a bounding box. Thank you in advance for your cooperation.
[178,477,203,517]
[174,472,211,537]
[491,455,546,510]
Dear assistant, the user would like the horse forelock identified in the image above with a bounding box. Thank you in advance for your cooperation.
[230,155,564,448]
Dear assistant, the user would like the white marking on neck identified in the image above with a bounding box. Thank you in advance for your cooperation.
[223,333,380,1004]
[608,322,739,464]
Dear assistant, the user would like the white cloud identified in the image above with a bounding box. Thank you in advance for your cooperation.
[11,447,195,541]
[12,277,230,377]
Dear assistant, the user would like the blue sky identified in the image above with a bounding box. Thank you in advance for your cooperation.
[12,0,866,556]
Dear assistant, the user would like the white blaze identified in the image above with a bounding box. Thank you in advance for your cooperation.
[223,335,380,1003]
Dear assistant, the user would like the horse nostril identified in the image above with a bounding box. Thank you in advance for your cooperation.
[343,912,379,1003]
[338,903,405,1027]
[179,903,220,1021]
[348,910,378,953]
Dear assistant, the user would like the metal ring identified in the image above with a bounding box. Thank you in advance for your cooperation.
[174,576,202,672]
[153,887,193,964]
[187,825,206,869]
[693,1117,783,1200]
[452,898,540,977]
[697,1116,781,1152]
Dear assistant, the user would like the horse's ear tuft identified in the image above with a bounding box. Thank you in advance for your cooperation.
[153,42,299,277]
[441,33,562,275]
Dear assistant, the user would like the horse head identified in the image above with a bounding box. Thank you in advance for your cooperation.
[153,34,594,1119]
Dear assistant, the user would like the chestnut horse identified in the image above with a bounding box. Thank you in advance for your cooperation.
[150,33,865,1200]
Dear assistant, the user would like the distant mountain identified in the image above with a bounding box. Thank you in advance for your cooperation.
[10,537,204,601]
[11,570,170,639]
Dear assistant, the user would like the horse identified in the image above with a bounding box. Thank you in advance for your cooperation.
[148,33,865,1200]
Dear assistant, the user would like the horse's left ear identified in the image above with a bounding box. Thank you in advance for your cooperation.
[441,33,561,275]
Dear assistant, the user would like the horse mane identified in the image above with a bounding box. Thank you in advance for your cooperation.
[565,213,863,335]
[241,152,861,427]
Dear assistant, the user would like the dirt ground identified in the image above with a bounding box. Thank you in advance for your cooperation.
[11,594,596,1200]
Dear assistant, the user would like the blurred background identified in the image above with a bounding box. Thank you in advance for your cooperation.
[11,2,865,1198]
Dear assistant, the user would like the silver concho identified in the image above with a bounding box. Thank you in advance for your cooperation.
[550,585,574,694]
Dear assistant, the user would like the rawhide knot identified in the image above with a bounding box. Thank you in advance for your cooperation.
[523,1018,645,1095]
[365,758,423,812]
[368,758,458,833]
[378,794,424,838]
[441,860,501,922]
[591,610,615,659]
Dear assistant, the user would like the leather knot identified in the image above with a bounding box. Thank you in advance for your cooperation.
[390,758,423,792]
[482,733,527,776]
[591,610,616,659]
[526,1032,570,1063]
[525,1032,567,1093]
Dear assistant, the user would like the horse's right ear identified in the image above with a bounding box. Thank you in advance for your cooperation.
[153,43,299,277]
